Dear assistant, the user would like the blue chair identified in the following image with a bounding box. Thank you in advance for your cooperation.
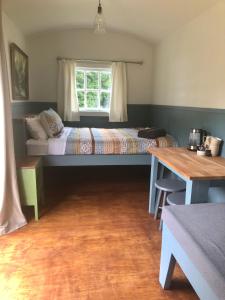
[167,191,186,206]
[154,179,186,230]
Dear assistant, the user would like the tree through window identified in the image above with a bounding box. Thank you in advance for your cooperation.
[76,68,112,112]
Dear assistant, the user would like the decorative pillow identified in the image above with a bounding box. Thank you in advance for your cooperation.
[40,108,64,138]
[26,116,48,140]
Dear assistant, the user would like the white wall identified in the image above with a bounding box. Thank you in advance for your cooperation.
[153,1,225,109]
[3,12,27,53]
[2,12,28,99]
[27,29,153,104]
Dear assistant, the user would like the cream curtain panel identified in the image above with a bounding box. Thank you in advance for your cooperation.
[0,3,27,235]
[109,62,128,122]
[57,60,80,121]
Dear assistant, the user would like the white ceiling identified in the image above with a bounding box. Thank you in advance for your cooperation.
[3,0,220,42]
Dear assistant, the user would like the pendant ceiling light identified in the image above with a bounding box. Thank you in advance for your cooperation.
[94,0,106,34]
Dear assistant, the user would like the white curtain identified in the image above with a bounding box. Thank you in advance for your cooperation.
[0,3,27,235]
[109,62,128,122]
[57,60,80,121]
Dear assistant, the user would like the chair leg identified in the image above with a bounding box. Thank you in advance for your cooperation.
[159,192,168,231]
[154,189,162,220]
[159,164,165,179]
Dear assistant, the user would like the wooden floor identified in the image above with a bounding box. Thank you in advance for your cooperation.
[0,166,198,300]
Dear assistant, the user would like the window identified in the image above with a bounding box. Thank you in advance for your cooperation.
[76,68,112,113]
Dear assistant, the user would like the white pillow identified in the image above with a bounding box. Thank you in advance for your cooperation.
[26,117,48,140]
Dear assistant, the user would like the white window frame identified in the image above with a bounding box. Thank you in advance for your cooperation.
[76,67,112,115]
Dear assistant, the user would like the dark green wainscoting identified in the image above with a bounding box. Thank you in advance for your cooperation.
[12,102,151,128]
[64,105,151,128]
[12,101,57,118]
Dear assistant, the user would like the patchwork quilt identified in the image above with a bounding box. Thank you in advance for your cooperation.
[64,128,174,155]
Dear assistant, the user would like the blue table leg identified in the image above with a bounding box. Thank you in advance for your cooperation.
[185,180,210,204]
[149,155,159,214]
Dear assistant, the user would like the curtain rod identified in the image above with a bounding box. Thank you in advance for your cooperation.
[57,56,143,65]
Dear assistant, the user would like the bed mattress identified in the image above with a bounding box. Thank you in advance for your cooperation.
[26,139,49,156]
[26,127,174,156]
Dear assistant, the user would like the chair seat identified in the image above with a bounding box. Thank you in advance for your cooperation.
[155,179,186,193]
[167,192,186,206]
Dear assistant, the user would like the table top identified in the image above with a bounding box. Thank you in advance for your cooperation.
[148,147,225,180]
[17,156,41,169]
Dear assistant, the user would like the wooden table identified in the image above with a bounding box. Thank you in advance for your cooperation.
[148,147,225,214]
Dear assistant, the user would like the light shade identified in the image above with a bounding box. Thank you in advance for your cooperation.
[94,1,106,34]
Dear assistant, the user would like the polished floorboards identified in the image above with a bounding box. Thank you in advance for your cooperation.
[0,166,198,300]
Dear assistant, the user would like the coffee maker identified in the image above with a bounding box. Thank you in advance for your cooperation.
[188,129,206,151]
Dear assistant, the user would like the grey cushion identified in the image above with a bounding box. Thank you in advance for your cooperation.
[162,203,225,300]
[167,192,186,205]
[155,179,186,192]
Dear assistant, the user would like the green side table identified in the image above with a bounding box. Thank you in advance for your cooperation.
[17,157,44,221]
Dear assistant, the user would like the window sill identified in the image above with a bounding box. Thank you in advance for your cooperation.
[79,111,109,117]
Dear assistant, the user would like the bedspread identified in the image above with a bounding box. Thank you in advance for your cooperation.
[64,128,173,155]
[27,127,174,156]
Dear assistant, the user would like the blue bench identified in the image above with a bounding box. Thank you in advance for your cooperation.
[159,203,225,300]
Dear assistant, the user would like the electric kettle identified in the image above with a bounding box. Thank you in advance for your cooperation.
[188,129,206,151]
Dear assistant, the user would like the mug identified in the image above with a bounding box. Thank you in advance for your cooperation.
[204,136,212,149]
[204,136,222,156]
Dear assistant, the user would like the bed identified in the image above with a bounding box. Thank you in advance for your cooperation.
[26,127,174,166]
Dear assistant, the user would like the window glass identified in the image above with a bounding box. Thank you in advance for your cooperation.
[87,91,98,108]
[76,71,84,89]
[101,72,111,90]
[100,92,110,109]
[87,72,98,89]
[77,91,85,108]
[76,68,112,112]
